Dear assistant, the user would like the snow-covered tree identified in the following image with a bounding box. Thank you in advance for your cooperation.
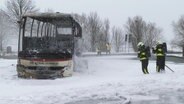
[5,0,38,51]
[125,16,146,51]
[0,9,14,52]
[172,15,184,57]
[103,19,110,44]
[73,12,110,52]
[72,13,91,51]
[144,23,162,47]
[5,0,38,26]
[111,26,125,52]
[125,16,163,51]
[87,12,103,52]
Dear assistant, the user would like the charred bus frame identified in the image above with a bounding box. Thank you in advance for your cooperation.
[17,13,82,79]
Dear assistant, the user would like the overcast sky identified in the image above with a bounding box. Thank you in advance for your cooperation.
[1,0,184,42]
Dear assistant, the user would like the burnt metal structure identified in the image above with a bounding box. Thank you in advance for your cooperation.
[17,13,82,79]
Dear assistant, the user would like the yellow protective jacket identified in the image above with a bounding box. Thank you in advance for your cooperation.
[153,44,165,57]
[138,46,148,60]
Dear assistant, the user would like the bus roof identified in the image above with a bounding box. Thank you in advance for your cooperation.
[22,12,77,27]
[23,12,72,19]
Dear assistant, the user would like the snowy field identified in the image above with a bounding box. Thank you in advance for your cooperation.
[0,54,184,104]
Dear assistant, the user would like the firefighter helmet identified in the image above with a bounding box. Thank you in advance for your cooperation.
[137,42,144,47]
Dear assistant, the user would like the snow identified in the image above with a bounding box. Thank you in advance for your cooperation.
[0,54,184,104]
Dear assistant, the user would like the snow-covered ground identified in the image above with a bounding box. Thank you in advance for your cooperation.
[0,54,184,104]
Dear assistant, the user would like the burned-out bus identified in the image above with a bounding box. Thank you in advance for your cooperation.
[17,13,82,79]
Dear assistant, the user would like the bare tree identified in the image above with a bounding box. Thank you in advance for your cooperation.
[144,23,162,47]
[5,0,38,52]
[125,16,162,51]
[111,26,124,52]
[103,19,110,44]
[172,15,184,56]
[72,13,91,51]
[125,16,146,51]
[73,12,110,52]
[96,19,110,52]
[5,0,38,26]
[87,12,102,51]
[0,9,12,52]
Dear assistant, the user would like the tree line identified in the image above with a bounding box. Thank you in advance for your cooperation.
[72,13,163,53]
[0,0,184,56]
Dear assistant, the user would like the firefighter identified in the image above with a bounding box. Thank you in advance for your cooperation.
[152,41,167,73]
[137,42,149,74]
[106,43,111,54]
[96,47,101,55]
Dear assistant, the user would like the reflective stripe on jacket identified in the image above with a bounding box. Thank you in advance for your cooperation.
[156,47,165,57]
[138,49,148,61]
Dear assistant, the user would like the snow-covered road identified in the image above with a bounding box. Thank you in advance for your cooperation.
[0,55,184,104]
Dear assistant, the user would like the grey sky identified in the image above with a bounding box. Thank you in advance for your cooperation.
[1,0,184,42]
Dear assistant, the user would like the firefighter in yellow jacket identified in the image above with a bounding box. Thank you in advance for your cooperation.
[137,42,149,74]
[152,42,167,72]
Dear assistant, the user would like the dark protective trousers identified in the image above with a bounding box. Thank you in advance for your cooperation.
[156,56,165,72]
[141,59,149,74]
